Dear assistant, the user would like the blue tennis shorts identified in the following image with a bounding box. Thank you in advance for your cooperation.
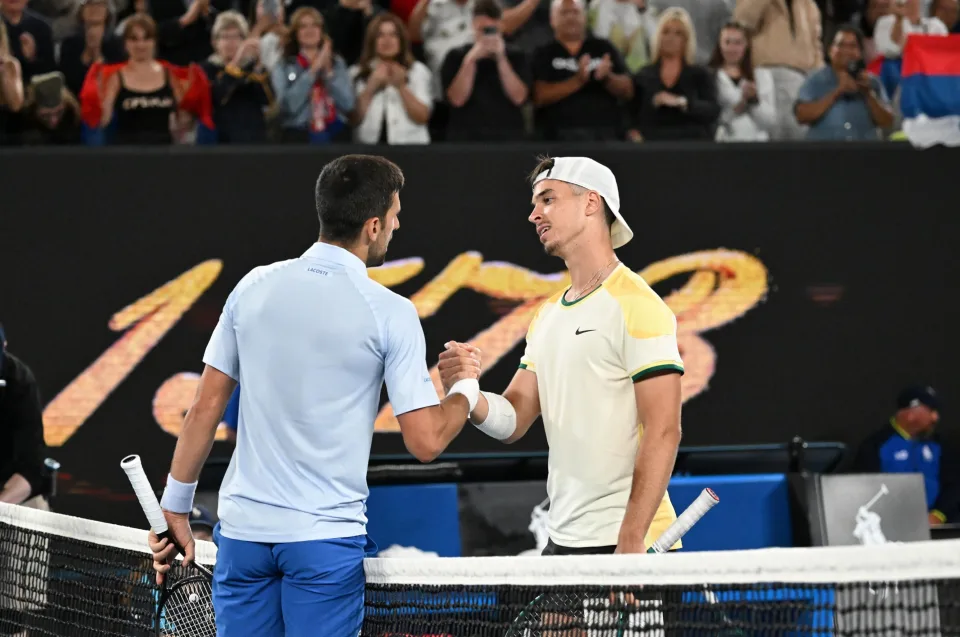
[211,524,376,637]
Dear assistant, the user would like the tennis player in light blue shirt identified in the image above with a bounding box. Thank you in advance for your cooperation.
[147,155,483,637]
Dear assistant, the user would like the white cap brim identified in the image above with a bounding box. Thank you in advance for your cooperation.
[532,157,633,249]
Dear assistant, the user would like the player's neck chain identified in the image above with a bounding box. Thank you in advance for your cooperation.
[570,258,620,302]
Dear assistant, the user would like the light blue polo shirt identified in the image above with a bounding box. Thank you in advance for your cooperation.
[203,242,440,543]
[796,67,890,141]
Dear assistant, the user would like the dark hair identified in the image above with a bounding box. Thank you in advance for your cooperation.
[315,155,405,243]
[708,21,754,82]
[528,156,615,227]
[833,24,865,53]
[356,13,415,81]
[123,13,157,40]
[473,0,503,20]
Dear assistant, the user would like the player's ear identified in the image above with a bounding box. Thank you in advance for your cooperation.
[364,216,381,242]
[584,191,603,217]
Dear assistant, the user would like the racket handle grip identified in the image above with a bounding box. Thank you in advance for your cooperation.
[649,488,719,553]
[121,454,169,534]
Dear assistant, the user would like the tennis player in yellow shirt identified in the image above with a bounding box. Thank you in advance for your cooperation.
[439,156,684,555]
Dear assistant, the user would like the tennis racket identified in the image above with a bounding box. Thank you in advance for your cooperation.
[504,488,720,637]
[121,454,216,637]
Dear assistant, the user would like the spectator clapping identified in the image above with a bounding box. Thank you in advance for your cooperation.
[203,10,274,143]
[351,12,431,143]
[709,20,773,141]
[271,7,355,143]
[531,0,633,141]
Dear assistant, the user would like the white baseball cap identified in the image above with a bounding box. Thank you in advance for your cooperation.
[531,157,633,249]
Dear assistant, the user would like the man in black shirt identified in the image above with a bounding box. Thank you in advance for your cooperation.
[530,0,632,141]
[0,323,47,507]
[441,0,531,141]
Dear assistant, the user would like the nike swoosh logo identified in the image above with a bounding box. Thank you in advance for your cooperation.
[575,328,596,335]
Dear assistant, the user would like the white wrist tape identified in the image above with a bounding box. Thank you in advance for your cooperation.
[447,378,480,412]
[471,391,517,440]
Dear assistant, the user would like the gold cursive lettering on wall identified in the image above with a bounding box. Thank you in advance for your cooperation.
[40,251,766,442]
[42,261,223,446]
[373,249,767,431]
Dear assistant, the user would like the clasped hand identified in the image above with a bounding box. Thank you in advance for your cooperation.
[437,342,482,393]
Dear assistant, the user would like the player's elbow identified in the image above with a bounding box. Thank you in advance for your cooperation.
[403,437,444,463]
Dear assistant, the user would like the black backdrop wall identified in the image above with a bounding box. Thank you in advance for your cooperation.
[0,143,955,526]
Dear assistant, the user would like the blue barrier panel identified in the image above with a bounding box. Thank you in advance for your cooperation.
[668,474,793,551]
[366,484,462,557]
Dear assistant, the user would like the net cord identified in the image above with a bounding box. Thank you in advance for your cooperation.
[363,538,960,587]
[0,501,218,564]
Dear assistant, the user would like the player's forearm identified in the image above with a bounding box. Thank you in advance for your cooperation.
[470,389,538,444]
[0,473,32,504]
[407,395,470,462]
[618,424,681,551]
[169,401,222,485]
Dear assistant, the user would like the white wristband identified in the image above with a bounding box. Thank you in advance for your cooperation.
[160,474,197,514]
[447,378,480,412]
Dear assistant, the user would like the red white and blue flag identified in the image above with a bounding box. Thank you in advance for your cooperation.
[900,34,960,147]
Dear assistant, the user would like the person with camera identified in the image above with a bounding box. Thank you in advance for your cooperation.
[794,25,893,141]
[440,0,530,141]
[0,323,48,510]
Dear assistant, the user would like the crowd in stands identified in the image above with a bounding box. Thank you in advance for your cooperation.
[0,0,956,145]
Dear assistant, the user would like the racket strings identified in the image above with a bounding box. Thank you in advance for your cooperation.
[159,577,216,637]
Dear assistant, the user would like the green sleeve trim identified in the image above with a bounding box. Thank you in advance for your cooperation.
[631,364,684,383]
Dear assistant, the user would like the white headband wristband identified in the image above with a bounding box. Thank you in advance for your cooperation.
[447,378,480,412]
[471,391,517,440]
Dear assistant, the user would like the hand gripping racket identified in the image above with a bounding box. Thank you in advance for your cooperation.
[505,488,720,637]
[121,455,216,637]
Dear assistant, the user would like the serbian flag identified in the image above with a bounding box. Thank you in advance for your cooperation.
[79,60,216,144]
[900,34,960,148]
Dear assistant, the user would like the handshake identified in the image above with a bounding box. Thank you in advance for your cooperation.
[438,341,482,395]
[438,341,518,441]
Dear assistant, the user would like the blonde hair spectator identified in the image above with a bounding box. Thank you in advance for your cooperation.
[212,10,250,41]
[651,7,696,65]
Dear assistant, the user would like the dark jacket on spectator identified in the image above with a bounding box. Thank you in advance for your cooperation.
[324,3,381,66]
[201,57,274,143]
[16,92,83,145]
[0,352,47,500]
[2,9,56,81]
[58,33,127,97]
[148,0,216,66]
[632,60,719,141]
[852,420,960,524]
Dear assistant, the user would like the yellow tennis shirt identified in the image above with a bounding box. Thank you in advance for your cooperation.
[519,264,685,549]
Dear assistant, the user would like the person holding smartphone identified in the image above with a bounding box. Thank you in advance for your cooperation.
[440,0,531,141]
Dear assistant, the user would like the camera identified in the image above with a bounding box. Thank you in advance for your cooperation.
[482,25,498,35]
[846,59,865,77]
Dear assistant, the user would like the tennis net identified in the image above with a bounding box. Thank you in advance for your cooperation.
[3,502,960,637]
[0,502,216,637]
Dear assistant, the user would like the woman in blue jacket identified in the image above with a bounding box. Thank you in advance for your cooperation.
[270,6,355,143]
